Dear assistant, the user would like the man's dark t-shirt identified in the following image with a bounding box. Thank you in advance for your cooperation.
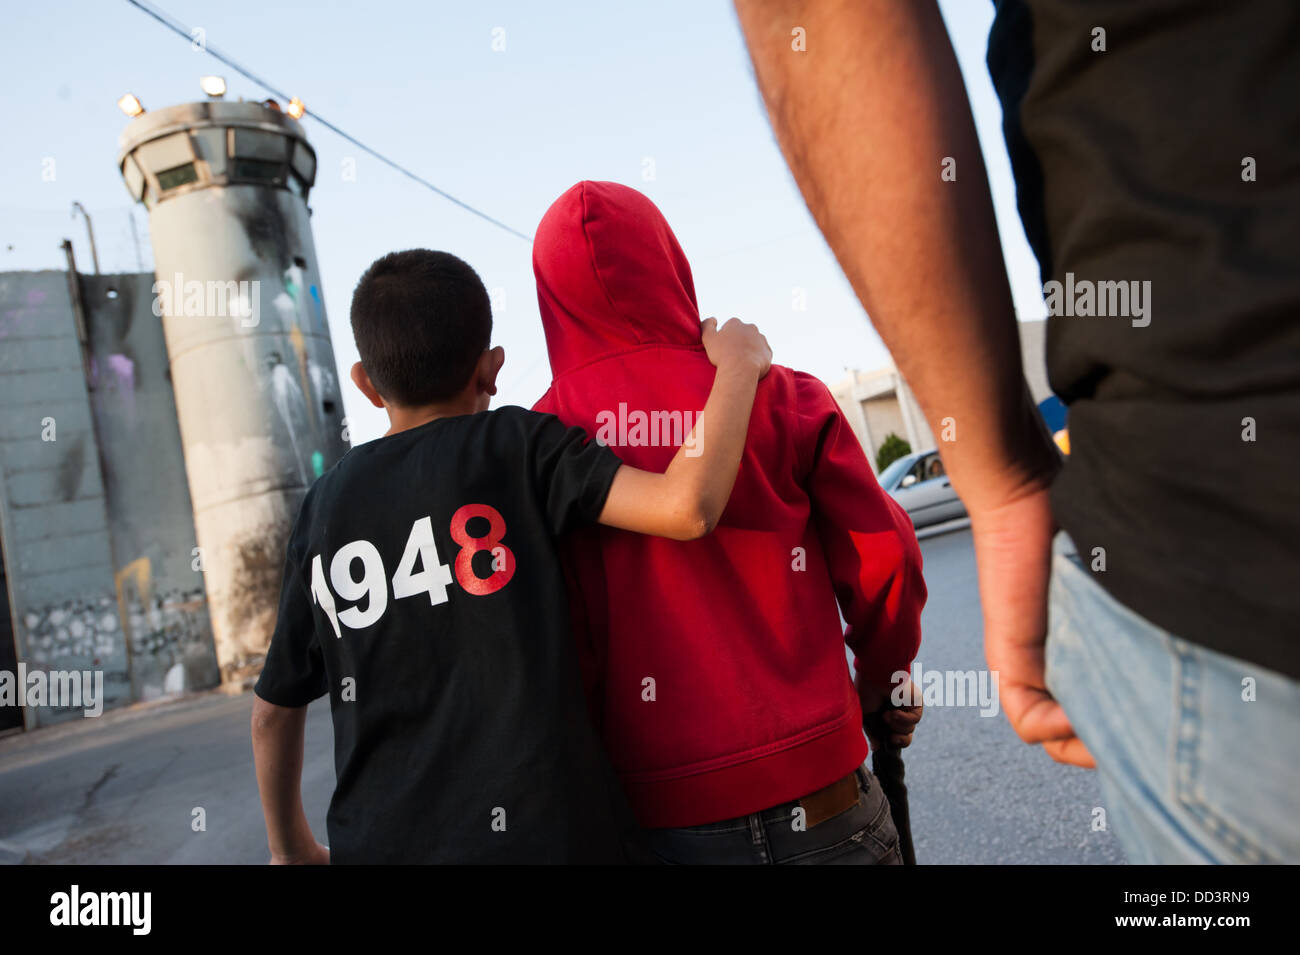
[254,406,631,863]
[988,0,1300,678]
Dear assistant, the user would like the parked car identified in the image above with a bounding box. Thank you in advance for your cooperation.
[877,449,967,528]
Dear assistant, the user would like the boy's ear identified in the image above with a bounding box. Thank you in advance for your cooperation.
[479,346,506,397]
[350,362,386,409]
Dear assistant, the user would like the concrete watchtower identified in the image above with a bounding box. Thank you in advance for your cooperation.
[117,97,348,683]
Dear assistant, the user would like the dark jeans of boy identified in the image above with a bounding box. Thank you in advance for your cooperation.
[635,764,902,864]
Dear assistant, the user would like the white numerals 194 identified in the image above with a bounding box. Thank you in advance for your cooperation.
[311,515,457,636]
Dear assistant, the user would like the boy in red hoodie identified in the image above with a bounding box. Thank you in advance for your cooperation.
[533,182,927,864]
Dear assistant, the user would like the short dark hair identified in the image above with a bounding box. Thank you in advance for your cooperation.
[349,249,492,406]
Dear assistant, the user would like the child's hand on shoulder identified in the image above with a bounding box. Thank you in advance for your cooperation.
[702,317,772,379]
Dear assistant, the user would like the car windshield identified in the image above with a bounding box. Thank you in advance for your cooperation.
[877,455,914,489]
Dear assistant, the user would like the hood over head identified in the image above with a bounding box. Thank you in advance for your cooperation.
[533,181,701,377]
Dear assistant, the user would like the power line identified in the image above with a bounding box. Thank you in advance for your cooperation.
[122,0,534,242]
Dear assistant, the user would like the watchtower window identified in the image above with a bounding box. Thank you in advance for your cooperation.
[231,158,285,184]
[156,162,199,191]
[230,127,288,161]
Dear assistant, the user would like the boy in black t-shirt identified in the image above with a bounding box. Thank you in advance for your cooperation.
[251,249,770,863]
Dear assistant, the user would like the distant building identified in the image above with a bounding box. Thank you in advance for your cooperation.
[1017,318,1052,405]
[830,366,933,472]
[830,319,1052,471]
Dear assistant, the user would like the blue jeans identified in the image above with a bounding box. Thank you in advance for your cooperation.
[1046,532,1300,863]
[634,765,902,865]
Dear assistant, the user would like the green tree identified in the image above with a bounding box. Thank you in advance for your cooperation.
[875,432,912,473]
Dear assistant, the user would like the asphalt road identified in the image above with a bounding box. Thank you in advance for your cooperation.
[892,521,1124,864]
[0,686,332,864]
[0,524,1125,864]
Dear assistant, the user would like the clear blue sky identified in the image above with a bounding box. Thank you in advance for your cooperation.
[0,0,1045,444]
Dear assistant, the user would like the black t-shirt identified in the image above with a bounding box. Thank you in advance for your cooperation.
[254,406,632,863]
[989,0,1300,678]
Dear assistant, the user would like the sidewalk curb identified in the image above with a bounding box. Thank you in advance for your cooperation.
[0,683,256,757]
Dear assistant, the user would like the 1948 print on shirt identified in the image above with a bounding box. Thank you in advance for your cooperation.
[309,506,517,637]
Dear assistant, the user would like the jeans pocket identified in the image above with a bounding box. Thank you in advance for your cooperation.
[785,822,901,865]
[1169,639,1287,864]
[857,769,900,854]
[782,770,901,865]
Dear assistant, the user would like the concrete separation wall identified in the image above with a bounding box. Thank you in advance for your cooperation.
[81,272,220,702]
[0,271,131,728]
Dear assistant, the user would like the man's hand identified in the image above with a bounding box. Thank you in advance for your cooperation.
[270,841,330,865]
[970,484,1094,768]
[701,316,772,379]
[858,673,923,749]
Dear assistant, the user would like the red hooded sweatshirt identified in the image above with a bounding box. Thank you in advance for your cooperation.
[532,181,926,828]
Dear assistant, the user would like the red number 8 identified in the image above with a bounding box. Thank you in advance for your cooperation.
[449,504,516,595]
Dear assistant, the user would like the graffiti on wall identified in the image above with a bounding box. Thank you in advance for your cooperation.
[114,557,218,700]
[89,352,138,424]
[23,597,121,663]
[272,262,340,482]
[20,595,132,718]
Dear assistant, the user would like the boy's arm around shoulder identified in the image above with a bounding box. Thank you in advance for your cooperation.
[597,318,771,541]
